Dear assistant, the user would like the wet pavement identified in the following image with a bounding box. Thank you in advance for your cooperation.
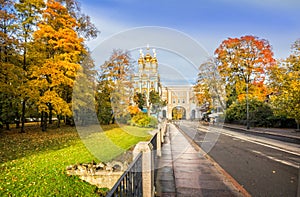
[155,123,246,197]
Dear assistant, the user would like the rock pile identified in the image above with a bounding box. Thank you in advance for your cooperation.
[66,160,129,188]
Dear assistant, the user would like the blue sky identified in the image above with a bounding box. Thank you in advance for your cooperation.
[80,0,299,85]
[81,0,300,59]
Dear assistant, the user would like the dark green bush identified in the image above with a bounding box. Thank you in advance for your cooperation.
[225,99,296,128]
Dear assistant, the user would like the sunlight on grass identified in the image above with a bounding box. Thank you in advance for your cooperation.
[0,124,152,196]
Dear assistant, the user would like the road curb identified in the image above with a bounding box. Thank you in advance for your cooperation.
[174,124,252,197]
[197,124,300,142]
[223,125,300,141]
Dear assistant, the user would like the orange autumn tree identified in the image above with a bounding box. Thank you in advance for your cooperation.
[215,35,275,105]
[127,105,140,117]
[31,0,86,131]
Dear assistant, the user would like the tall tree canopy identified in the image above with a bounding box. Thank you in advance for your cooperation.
[30,0,87,131]
[0,0,98,131]
[215,35,275,104]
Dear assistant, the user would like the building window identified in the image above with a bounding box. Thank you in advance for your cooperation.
[178,99,180,103]
[182,99,185,103]
[173,100,175,104]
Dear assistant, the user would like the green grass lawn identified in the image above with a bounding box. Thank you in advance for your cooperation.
[0,124,152,196]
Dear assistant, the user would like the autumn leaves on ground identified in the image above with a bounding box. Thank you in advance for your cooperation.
[0,124,151,196]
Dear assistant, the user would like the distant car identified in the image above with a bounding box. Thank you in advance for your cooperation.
[25,118,35,122]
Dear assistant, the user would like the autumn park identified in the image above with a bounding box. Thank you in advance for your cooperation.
[1,0,300,196]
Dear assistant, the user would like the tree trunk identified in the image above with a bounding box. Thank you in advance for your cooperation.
[15,111,20,129]
[41,112,44,128]
[147,106,150,116]
[296,119,300,132]
[111,115,115,124]
[57,115,61,128]
[42,111,48,131]
[65,116,74,126]
[5,122,10,130]
[20,100,26,133]
[49,105,53,124]
[0,104,3,129]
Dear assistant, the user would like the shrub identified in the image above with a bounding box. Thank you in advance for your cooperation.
[115,113,131,124]
[225,99,276,127]
[130,112,158,128]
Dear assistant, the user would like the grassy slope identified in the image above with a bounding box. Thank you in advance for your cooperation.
[0,124,151,196]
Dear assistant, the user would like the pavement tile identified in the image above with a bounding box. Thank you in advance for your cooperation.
[198,174,223,181]
[174,171,202,179]
[197,180,229,190]
[158,162,173,166]
[156,180,176,193]
[159,166,173,171]
[173,168,201,173]
[176,187,203,197]
[201,189,236,196]
[159,193,176,197]
[175,178,201,188]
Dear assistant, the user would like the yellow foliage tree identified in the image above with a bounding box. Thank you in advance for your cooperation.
[269,39,300,131]
[30,0,86,131]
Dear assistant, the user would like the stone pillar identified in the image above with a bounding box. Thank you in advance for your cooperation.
[160,125,164,143]
[133,142,154,197]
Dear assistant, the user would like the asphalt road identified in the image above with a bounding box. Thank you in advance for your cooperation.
[176,121,300,197]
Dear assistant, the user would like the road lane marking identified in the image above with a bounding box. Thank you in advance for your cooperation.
[199,127,300,157]
[251,150,299,169]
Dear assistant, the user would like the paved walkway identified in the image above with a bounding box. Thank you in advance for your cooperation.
[155,123,245,197]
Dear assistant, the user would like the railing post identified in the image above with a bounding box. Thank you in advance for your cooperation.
[157,129,162,157]
[133,142,154,197]
[160,122,165,143]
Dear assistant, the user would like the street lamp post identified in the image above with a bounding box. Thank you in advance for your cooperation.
[246,76,250,130]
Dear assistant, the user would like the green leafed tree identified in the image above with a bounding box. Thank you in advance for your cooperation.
[149,90,166,114]
[269,39,300,131]
[95,80,114,125]
[133,92,146,110]
[0,0,22,130]
[97,49,134,124]
[72,51,97,127]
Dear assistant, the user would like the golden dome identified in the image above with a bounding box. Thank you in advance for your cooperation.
[145,53,152,62]
[151,57,157,63]
[138,57,144,64]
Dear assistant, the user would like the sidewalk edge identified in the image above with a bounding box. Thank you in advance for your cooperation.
[174,124,252,197]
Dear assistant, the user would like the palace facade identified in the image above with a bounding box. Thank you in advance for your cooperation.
[132,46,200,120]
